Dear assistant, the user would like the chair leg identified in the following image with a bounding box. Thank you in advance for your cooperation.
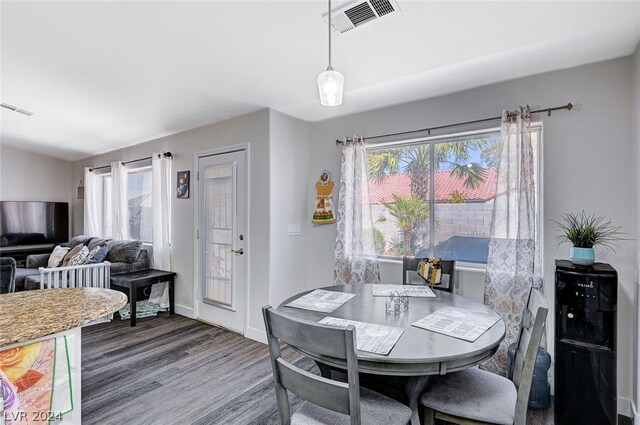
[424,407,435,425]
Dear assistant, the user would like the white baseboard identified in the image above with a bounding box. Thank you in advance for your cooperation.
[549,378,633,417]
[619,397,632,418]
[174,303,194,318]
[244,325,267,344]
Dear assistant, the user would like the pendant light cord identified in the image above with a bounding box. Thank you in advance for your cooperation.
[328,0,332,70]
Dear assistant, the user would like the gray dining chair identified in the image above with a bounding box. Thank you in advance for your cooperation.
[262,306,412,425]
[420,288,548,425]
[402,256,456,293]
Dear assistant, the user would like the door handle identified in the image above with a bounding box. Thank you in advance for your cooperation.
[231,248,244,255]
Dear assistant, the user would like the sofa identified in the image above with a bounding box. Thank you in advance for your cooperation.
[15,235,149,291]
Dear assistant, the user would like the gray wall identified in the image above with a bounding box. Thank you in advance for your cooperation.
[304,57,637,410]
[70,109,271,335]
[0,145,72,203]
[0,146,73,241]
[268,111,311,309]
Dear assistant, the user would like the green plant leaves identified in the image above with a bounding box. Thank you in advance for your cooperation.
[552,211,625,250]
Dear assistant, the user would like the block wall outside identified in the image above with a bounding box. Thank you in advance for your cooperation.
[370,199,494,254]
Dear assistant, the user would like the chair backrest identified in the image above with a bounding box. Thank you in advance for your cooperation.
[512,288,548,425]
[262,306,362,425]
[402,256,455,293]
[0,257,17,294]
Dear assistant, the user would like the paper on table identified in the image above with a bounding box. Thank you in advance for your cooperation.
[412,307,501,342]
[371,284,436,298]
[285,289,356,313]
[319,317,404,355]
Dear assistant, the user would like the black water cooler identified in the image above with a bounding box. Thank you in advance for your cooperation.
[555,260,617,425]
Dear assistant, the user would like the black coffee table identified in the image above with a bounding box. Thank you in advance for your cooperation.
[110,269,176,327]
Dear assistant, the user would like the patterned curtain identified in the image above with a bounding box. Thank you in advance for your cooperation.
[483,106,542,375]
[334,136,381,284]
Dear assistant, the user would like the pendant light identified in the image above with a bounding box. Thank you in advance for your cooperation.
[317,0,344,106]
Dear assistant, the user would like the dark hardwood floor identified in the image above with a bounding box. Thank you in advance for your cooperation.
[82,314,628,425]
[82,314,312,424]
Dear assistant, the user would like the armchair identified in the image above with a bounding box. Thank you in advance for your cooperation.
[0,257,17,293]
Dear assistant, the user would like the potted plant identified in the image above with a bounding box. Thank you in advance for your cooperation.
[554,211,624,265]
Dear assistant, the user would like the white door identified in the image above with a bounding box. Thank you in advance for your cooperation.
[196,149,247,333]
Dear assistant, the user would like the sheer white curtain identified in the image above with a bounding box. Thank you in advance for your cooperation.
[111,161,129,240]
[483,106,542,375]
[84,167,103,237]
[151,153,172,270]
[148,152,172,308]
[334,136,381,284]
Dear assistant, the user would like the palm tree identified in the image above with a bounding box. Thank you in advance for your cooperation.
[373,227,386,255]
[368,139,491,199]
[383,194,430,255]
[368,145,430,198]
[369,138,495,256]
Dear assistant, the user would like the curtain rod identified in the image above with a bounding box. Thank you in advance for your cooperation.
[89,152,173,172]
[335,102,573,145]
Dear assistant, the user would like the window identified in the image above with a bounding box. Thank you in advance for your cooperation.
[95,166,153,243]
[366,127,540,264]
[127,167,153,243]
[101,174,113,239]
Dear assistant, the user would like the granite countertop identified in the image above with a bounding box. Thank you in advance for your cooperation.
[0,288,127,347]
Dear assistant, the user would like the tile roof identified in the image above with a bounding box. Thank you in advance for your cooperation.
[368,168,497,204]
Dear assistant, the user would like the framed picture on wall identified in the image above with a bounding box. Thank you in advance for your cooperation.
[177,170,190,199]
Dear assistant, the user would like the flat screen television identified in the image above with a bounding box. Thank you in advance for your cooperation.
[0,201,69,247]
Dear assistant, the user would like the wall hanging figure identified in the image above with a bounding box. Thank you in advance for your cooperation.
[177,170,190,199]
[312,170,336,224]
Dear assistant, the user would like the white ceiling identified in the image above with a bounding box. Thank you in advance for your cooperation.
[2,1,639,160]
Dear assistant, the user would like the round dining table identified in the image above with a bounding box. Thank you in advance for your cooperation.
[278,284,506,425]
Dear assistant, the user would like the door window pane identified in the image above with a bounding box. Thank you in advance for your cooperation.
[204,164,234,306]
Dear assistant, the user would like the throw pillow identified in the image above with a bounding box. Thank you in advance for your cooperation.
[62,244,84,267]
[67,246,90,267]
[47,246,70,268]
[417,257,442,286]
[107,240,143,264]
[87,238,109,251]
[67,235,93,249]
[84,243,108,264]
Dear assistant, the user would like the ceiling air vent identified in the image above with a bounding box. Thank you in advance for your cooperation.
[1,103,34,116]
[324,0,401,35]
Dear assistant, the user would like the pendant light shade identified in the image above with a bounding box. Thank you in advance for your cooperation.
[317,68,344,106]
[318,0,343,106]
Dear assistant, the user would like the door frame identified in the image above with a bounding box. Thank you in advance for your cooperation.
[192,143,250,335]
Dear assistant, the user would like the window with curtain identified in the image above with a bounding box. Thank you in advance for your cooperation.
[101,174,113,239]
[127,167,153,243]
[94,166,153,242]
[365,127,541,264]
